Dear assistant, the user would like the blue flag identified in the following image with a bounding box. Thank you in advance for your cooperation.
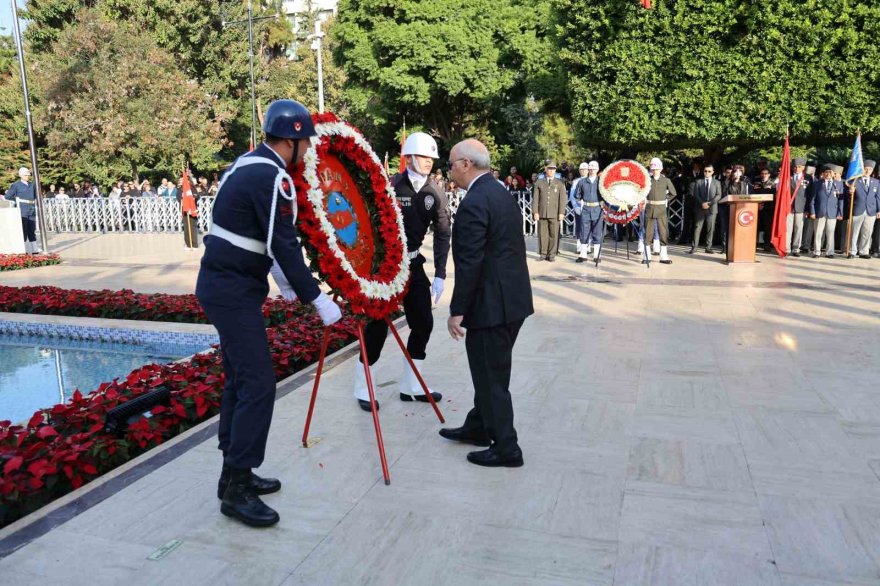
[845,134,864,185]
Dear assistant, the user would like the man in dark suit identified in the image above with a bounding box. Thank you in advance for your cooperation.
[688,163,723,254]
[441,139,534,468]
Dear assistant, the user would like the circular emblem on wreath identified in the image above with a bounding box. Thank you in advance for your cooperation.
[598,160,651,225]
[737,209,755,227]
[291,112,409,320]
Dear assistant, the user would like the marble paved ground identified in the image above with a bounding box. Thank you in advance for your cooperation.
[2,233,880,585]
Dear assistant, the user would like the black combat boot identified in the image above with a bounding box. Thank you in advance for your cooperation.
[220,468,280,527]
[217,465,282,499]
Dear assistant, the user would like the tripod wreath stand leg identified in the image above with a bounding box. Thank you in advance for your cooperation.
[384,316,445,424]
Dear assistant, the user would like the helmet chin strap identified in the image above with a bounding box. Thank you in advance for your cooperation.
[406,156,428,179]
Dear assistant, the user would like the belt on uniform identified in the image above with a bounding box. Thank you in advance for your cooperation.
[407,250,420,260]
[15,198,34,205]
[647,200,667,205]
[208,223,267,255]
[582,202,600,207]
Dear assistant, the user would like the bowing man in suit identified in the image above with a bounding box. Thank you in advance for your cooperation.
[688,163,723,254]
[442,139,534,468]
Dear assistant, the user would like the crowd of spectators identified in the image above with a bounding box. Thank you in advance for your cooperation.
[36,174,219,201]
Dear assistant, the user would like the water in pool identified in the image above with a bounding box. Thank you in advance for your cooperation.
[0,335,209,424]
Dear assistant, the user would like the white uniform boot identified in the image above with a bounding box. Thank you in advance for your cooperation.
[637,239,645,254]
[352,361,377,412]
[653,238,660,254]
[642,245,652,264]
[577,242,589,263]
[399,356,441,403]
[575,240,582,254]
[659,245,672,264]
[593,244,601,263]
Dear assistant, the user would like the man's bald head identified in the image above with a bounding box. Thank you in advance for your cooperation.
[449,139,491,188]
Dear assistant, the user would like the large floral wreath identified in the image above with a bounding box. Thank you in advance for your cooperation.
[292,112,409,320]
[599,159,651,225]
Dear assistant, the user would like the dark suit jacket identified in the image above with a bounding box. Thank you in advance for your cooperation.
[450,173,534,330]
[689,178,723,214]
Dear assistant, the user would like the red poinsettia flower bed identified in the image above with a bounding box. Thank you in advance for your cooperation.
[0,253,62,271]
[0,304,360,528]
[0,285,299,326]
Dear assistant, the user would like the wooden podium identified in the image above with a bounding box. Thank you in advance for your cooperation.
[720,194,773,263]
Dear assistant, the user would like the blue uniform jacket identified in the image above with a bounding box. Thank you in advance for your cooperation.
[196,143,320,308]
[572,176,602,221]
[4,180,37,218]
[845,177,880,217]
[808,180,843,219]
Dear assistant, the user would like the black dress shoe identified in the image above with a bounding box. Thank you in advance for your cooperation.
[860,254,871,259]
[439,427,491,446]
[688,246,695,254]
[660,259,672,264]
[575,257,584,263]
[846,254,854,259]
[400,391,442,403]
[217,467,282,500]
[466,447,524,468]
[705,248,714,254]
[358,399,380,412]
[547,256,556,262]
[792,251,800,257]
[220,469,280,527]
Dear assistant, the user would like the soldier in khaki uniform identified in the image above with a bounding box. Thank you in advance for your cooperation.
[533,159,568,262]
[643,158,677,264]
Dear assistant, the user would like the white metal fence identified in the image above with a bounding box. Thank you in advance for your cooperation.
[42,192,684,237]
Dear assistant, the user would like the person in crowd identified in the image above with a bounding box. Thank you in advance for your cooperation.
[177,173,200,249]
[689,163,722,254]
[807,164,843,258]
[72,182,83,198]
[209,178,219,196]
[46,183,57,198]
[845,160,880,259]
[349,131,449,412]
[4,167,39,253]
[532,159,567,262]
[786,157,810,257]
[510,177,521,192]
[753,167,776,251]
[443,138,533,468]
[509,166,525,188]
[721,164,750,253]
[643,158,676,264]
[55,187,69,200]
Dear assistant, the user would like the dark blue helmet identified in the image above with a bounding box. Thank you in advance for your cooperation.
[262,99,316,139]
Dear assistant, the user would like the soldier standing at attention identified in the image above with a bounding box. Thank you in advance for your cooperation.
[572,161,603,263]
[533,159,567,262]
[4,167,39,253]
[643,158,676,264]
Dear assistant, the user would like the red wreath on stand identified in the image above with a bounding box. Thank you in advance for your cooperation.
[290,112,444,485]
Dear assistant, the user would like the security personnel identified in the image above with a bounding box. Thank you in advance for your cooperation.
[572,161,603,263]
[807,164,843,258]
[787,157,810,256]
[845,160,880,258]
[352,132,449,411]
[196,99,341,528]
[4,167,39,253]
[533,159,567,261]
[644,158,676,264]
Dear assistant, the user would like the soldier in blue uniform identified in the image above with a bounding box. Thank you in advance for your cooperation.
[4,167,40,253]
[572,161,603,263]
[196,100,342,528]
[351,131,450,411]
[807,164,843,258]
[845,160,880,259]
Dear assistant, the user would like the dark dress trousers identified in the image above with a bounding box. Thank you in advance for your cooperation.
[450,173,534,456]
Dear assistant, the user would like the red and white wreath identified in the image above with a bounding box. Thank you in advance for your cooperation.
[599,159,651,225]
[292,112,409,320]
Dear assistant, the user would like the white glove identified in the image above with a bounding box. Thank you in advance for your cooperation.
[431,277,445,304]
[312,292,342,326]
[269,261,298,301]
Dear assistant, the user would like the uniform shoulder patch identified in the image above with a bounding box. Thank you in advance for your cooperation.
[424,194,435,210]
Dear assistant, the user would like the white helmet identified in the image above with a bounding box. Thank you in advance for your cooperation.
[649,157,663,171]
[401,132,439,158]
[588,161,600,171]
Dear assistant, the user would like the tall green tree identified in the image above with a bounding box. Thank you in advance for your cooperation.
[556,0,880,157]
[33,9,224,185]
[333,0,554,160]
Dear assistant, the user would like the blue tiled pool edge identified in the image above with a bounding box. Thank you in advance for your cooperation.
[0,319,219,349]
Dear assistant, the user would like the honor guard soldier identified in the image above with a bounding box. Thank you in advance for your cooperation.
[196,99,342,528]
[846,160,880,258]
[4,167,40,253]
[569,163,587,255]
[644,158,676,264]
[807,164,843,258]
[351,132,450,411]
[572,161,604,263]
[533,159,567,261]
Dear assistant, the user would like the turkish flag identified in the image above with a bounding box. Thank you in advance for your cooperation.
[770,135,791,257]
[181,169,198,217]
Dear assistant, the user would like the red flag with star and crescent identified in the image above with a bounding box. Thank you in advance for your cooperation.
[181,168,198,217]
[770,135,792,257]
